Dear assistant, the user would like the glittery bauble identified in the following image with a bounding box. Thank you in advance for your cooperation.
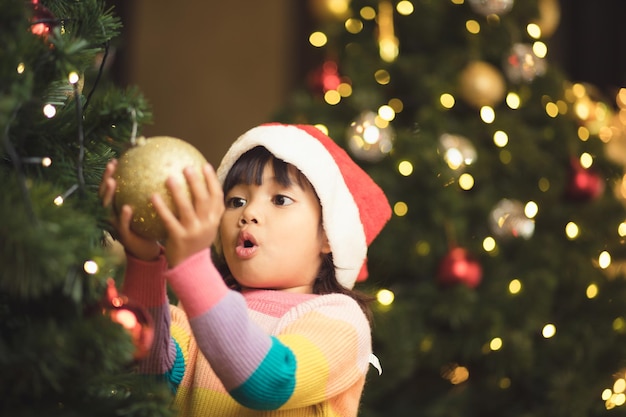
[437,247,482,288]
[503,43,547,84]
[439,133,477,170]
[114,136,208,240]
[105,278,154,360]
[468,0,514,16]
[458,61,506,108]
[488,199,535,239]
[346,111,394,162]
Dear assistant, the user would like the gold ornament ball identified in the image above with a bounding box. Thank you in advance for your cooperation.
[458,61,506,108]
[114,136,208,240]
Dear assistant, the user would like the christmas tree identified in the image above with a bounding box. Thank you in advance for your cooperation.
[277,1,626,416]
[0,1,173,415]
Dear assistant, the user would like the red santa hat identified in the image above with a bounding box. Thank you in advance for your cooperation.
[216,123,392,290]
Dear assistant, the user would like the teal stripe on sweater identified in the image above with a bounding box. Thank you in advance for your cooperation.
[164,338,185,393]
[230,336,296,410]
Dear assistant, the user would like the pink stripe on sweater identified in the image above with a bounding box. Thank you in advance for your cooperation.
[165,249,229,319]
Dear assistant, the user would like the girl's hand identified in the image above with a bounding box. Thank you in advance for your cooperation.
[152,164,224,267]
[99,160,162,261]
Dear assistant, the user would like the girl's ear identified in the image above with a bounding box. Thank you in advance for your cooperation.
[321,231,332,254]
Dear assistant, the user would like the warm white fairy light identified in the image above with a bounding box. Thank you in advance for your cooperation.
[375,69,391,85]
[480,106,495,123]
[17,62,25,74]
[466,20,480,34]
[360,6,376,19]
[526,23,541,39]
[377,289,395,306]
[53,184,79,206]
[458,173,474,190]
[345,18,364,34]
[490,337,503,351]
[396,0,414,15]
[509,279,522,294]
[599,251,611,269]
[493,130,508,147]
[309,31,328,47]
[68,71,79,84]
[483,236,496,252]
[324,90,341,105]
[618,222,626,237]
[43,104,56,118]
[506,92,521,109]
[580,152,593,168]
[586,283,599,299]
[524,201,538,218]
[22,156,52,167]
[542,323,556,338]
[83,260,99,274]
[533,41,548,58]
[565,222,580,239]
[378,105,395,121]
[398,160,413,176]
[394,201,408,216]
[440,93,455,109]
[337,83,352,97]
[545,102,559,118]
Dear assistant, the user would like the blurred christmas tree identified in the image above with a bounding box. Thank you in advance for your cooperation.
[277,1,626,416]
[0,1,173,415]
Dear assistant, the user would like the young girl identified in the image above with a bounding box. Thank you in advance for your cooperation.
[100,123,391,416]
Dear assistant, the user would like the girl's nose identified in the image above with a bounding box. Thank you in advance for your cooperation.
[238,204,259,225]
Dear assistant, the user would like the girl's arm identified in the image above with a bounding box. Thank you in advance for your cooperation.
[166,248,371,411]
[122,253,182,386]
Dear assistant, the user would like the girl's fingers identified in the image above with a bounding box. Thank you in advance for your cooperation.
[152,192,182,234]
[185,165,210,214]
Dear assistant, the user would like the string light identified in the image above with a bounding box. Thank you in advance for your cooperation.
[506,92,521,109]
[493,130,508,147]
[598,251,611,269]
[542,323,556,338]
[22,156,52,167]
[43,104,56,118]
[393,201,408,216]
[376,289,395,306]
[398,160,413,176]
[565,222,580,239]
[53,184,79,206]
[83,260,99,274]
[480,106,495,123]
[489,337,503,351]
[508,279,522,294]
[482,236,496,252]
[309,31,327,47]
[440,93,455,109]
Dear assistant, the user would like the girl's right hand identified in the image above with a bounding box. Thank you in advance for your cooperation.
[99,160,162,262]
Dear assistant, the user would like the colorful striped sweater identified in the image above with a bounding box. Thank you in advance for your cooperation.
[122,248,373,416]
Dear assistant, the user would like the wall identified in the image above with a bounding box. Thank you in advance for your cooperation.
[123,1,298,166]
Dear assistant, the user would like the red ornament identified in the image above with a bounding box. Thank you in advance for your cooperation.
[437,247,483,288]
[30,0,57,40]
[307,60,342,95]
[104,278,154,360]
[565,157,605,201]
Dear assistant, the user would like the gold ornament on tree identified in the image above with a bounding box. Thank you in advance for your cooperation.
[114,136,208,240]
[458,61,506,108]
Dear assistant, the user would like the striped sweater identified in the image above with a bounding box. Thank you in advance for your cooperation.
[122,248,373,416]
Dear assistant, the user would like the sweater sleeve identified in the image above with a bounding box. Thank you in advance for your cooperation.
[165,249,371,411]
[122,253,182,383]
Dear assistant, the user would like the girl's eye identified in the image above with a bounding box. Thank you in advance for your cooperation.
[226,197,246,208]
[273,194,294,206]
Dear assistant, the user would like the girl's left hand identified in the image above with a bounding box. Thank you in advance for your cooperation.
[152,163,224,267]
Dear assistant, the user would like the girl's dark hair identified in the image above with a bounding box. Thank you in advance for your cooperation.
[217,146,374,322]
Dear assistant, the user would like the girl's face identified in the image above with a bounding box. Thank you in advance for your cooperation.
[219,163,331,294]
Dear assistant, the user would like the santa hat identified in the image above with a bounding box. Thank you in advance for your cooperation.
[216,123,391,290]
